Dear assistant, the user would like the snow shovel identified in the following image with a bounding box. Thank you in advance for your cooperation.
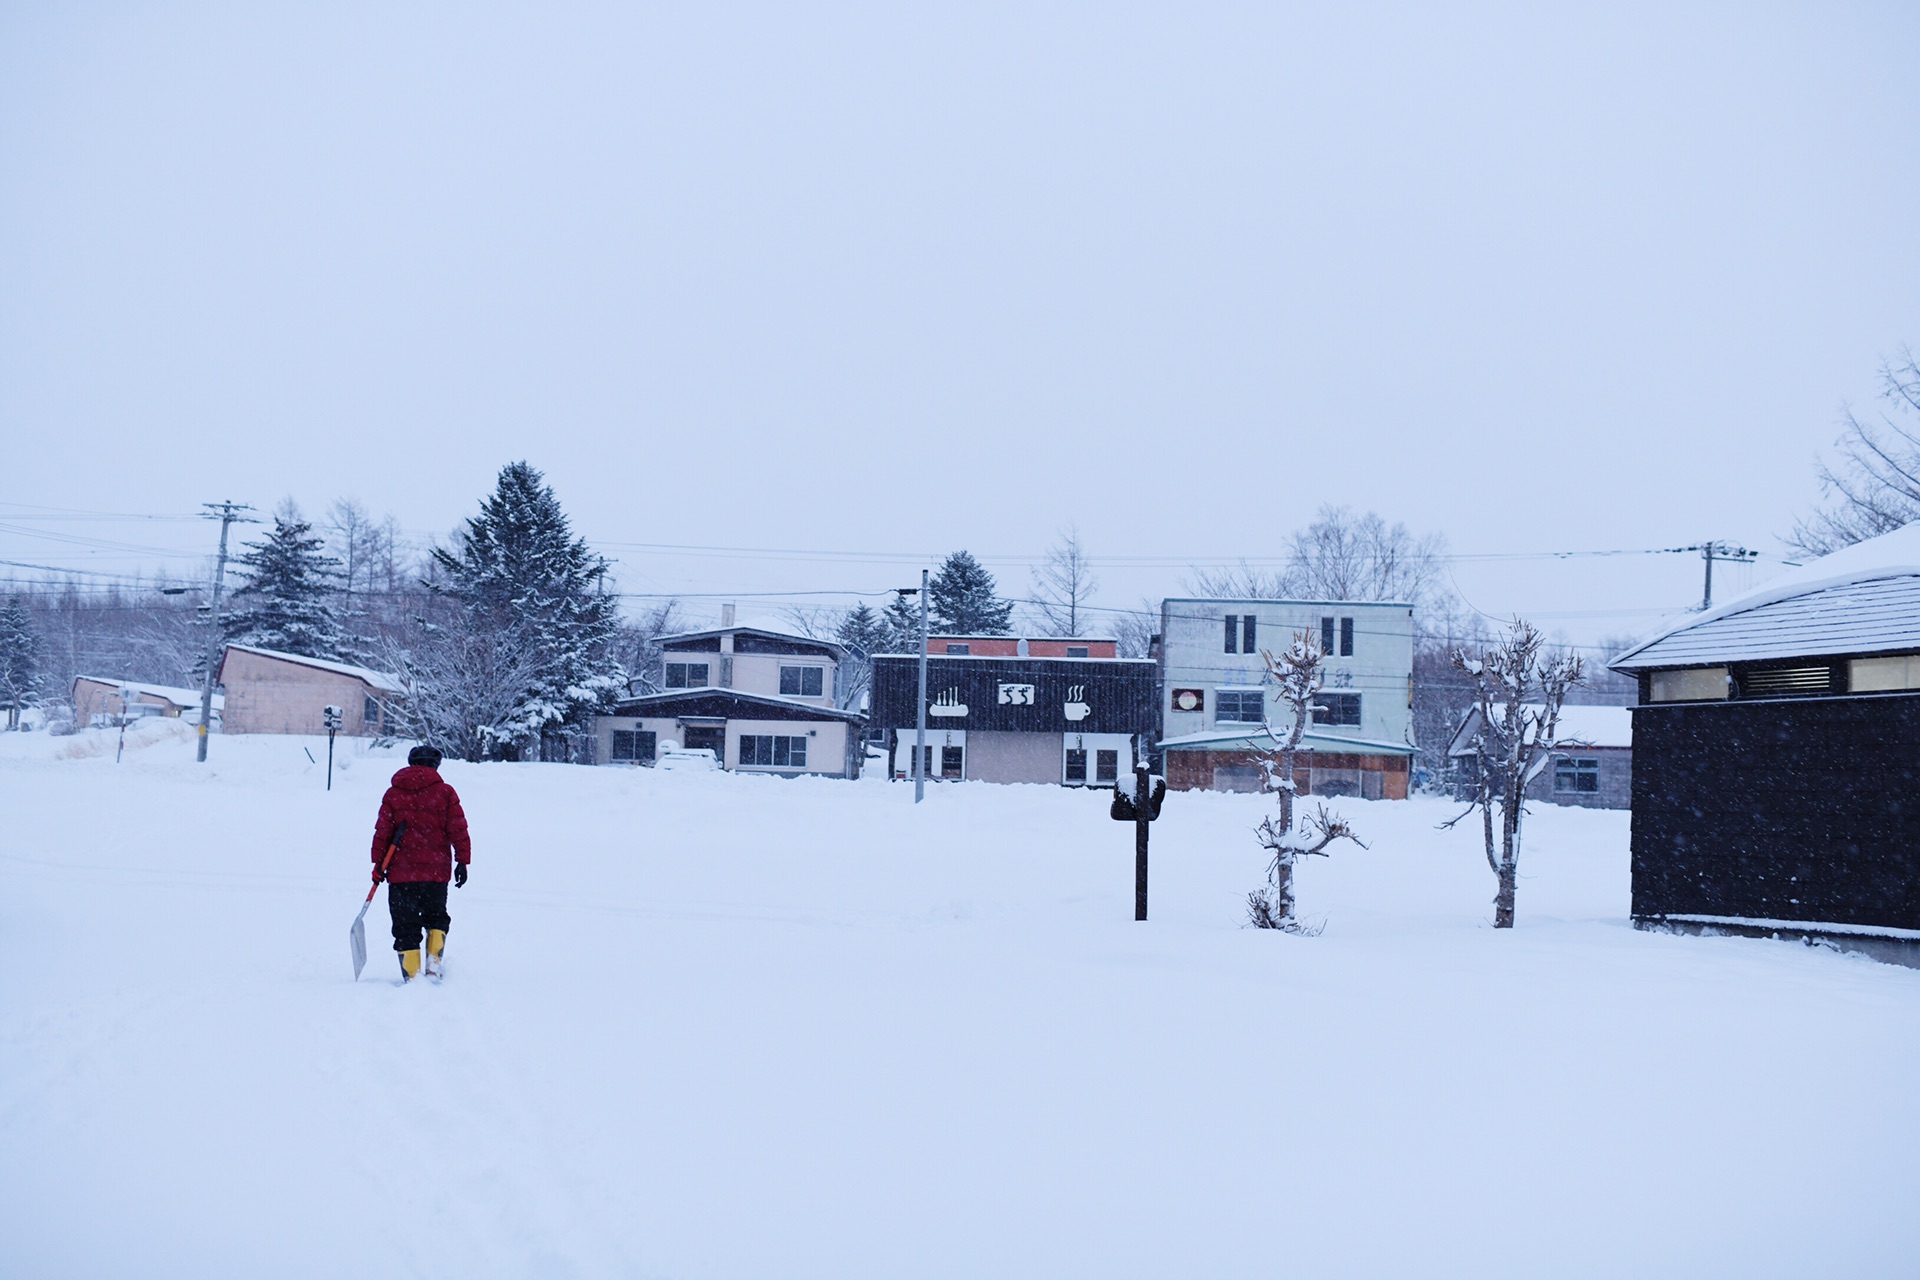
[350,821,407,981]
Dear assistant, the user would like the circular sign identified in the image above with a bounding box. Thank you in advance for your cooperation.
[1173,689,1201,711]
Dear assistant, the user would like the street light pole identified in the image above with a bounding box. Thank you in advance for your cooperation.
[915,567,929,804]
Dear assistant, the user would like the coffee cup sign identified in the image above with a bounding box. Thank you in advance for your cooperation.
[1064,684,1091,721]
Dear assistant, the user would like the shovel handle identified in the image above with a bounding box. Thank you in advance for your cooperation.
[364,820,409,903]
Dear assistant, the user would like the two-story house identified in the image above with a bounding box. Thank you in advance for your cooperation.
[1156,597,1416,797]
[593,621,865,777]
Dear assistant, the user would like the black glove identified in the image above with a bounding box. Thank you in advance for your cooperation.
[372,866,386,885]
[454,863,468,888]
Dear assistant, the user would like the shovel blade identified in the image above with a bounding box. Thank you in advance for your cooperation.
[350,908,369,981]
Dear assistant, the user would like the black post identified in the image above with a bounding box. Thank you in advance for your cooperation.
[326,727,336,791]
[1134,759,1150,921]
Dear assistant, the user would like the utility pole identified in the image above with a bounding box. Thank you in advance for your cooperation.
[196,501,256,763]
[915,567,930,804]
[1694,540,1757,611]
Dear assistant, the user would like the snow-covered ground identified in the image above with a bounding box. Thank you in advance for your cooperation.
[4,724,1917,1278]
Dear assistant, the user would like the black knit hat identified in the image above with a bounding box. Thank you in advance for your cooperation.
[407,745,444,769]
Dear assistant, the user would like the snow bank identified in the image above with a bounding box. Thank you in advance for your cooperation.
[2,732,1917,1277]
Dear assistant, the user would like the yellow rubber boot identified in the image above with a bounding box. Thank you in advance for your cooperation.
[425,930,447,979]
[399,949,422,982]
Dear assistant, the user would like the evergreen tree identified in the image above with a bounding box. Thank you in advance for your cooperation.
[836,603,891,656]
[431,461,620,758]
[928,551,1013,635]
[881,592,923,652]
[225,507,345,659]
[0,595,40,730]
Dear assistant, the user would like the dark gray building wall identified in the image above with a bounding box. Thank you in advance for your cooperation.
[1630,694,1920,932]
[1523,746,1632,810]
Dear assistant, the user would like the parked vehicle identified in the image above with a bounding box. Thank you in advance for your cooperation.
[655,742,721,772]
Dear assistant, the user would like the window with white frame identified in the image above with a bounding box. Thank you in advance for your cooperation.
[779,665,825,697]
[1313,692,1361,726]
[1216,689,1264,723]
[1554,757,1599,793]
[739,734,808,768]
[664,661,710,689]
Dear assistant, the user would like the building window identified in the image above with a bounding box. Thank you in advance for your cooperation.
[1340,617,1354,657]
[665,661,710,689]
[1648,667,1728,702]
[941,745,964,776]
[1066,645,1090,658]
[945,643,970,655]
[611,729,657,764]
[1313,692,1361,726]
[1216,689,1265,723]
[779,665,825,697]
[739,734,808,768]
[1095,749,1119,783]
[1224,616,1239,654]
[1554,757,1600,793]
[1064,748,1088,783]
[1223,615,1256,654]
[363,694,379,726]
[1852,654,1920,692]
[1321,616,1335,654]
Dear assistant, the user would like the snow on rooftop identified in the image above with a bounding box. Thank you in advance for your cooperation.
[1612,522,1920,672]
[221,644,403,692]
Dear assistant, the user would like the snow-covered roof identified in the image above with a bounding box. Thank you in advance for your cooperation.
[1611,522,1920,672]
[1156,728,1417,755]
[219,644,403,693]
[656,621,845,657]
[1445,704,1631,758]
[72,676,224,709]
[612,686,864,721]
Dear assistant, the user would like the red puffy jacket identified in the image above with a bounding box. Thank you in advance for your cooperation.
[371,766,472,884]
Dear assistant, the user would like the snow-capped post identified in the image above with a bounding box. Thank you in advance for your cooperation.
[1247,631,1363,931]
[322,704,343,791]
[1110,751,1165,920]
[1444,619,1583,928]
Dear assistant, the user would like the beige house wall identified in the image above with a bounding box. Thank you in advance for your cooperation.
[219,649,393,736]
[72,679,191,725]
[592,713,854,776]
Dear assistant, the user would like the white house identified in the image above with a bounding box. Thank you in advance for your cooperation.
[592,620,864,777]
[1155,597,1417,796]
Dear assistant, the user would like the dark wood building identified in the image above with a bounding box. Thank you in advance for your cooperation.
[1610,525,1920,965]
[869,655,1158,785]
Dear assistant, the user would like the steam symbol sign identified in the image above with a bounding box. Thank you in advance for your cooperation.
[1064,685,1090,722]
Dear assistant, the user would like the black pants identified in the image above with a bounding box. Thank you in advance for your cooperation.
[389,881,451,952]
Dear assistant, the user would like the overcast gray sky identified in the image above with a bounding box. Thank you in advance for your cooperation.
[4,2,1916,647]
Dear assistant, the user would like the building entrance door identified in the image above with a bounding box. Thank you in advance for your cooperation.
[682,725,725,761]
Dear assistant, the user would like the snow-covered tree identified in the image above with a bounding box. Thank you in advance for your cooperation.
[881,592,923,653]
[1247,631,1363,930]
[224,505,345,659]
[431,462,620,758]
[379,615,564,762]
[833,603,892,712]
[929,551,1013,635]
[1030,526,1099,637]
[0,595,40,730]
[1790,350,1920,554]
[1446,620,1584,928]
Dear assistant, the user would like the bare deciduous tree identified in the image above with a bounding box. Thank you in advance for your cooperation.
[378,616,564,762]
[1247,631,1364,931]
[1185,506,1450,611]
[1445,620,1584,929]
[1790,350,1920,555]
[1030,525,1100,637]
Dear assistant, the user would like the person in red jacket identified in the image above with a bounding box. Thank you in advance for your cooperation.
[371,744,471,982]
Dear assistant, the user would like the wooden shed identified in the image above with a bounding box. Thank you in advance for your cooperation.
[1609,524,1920,965]
[216,645,401,737]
